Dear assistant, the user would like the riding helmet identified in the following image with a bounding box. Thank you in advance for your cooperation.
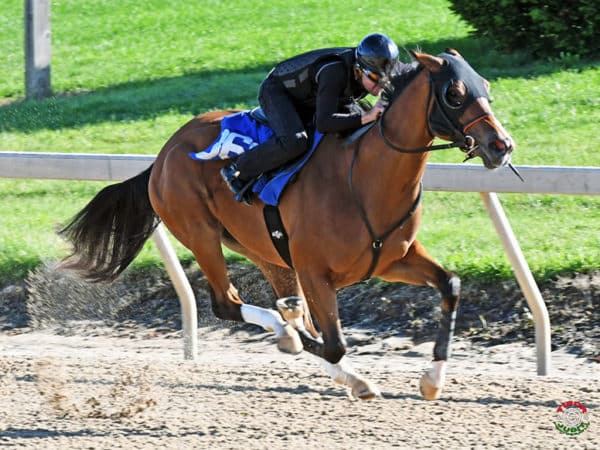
[355,33,399,77]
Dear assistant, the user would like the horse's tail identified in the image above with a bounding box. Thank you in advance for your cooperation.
[59,164,160,282]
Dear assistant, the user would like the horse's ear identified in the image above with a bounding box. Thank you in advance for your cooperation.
[483,78,491,93]
[444,48,463,58]
[412,51,445,73]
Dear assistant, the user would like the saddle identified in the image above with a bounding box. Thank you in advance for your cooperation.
[189,109,323,206]
[249,107,269,125]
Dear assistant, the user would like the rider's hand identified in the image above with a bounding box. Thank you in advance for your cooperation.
[361,102,385,125]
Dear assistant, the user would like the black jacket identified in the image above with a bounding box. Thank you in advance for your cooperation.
[267,48,367,132]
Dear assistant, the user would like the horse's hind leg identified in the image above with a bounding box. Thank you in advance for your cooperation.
[150,139,301,354]
[218,235,377,398]
[239,259,376,399]
[208,238,302,354]
[251,260,319,338]
[379,240,460,400]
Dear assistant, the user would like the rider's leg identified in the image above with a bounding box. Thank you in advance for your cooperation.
[221,77,308,199]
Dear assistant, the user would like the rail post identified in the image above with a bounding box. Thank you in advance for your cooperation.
[480,192,551,375]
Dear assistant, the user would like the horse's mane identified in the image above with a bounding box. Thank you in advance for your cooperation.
[383,60,423,104]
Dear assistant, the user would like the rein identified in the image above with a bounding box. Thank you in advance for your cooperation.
[348,138,422,281]
[348,72,484,280]
[378,77,486,156]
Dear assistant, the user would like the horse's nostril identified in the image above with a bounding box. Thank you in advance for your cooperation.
[494,138,513,152]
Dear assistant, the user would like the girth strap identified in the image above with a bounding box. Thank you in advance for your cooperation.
[263,205,294,269]
[349,140,423,280]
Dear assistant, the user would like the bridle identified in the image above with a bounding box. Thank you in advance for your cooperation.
[378,61,522,177]
[349,59,492,280]
[349,55,520,280]
[377,75,491,160]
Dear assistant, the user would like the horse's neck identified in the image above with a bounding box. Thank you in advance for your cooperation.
[354,72,432,212]
[380,71,433,162]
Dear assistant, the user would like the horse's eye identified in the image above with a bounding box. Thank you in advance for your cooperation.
[443,80,466,108]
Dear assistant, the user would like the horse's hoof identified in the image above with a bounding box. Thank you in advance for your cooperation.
[277,324,303,354]
[419,372,442,400]
[351,379,381,400]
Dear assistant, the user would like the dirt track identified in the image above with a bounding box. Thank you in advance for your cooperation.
[0,324,598,449]
[0,266,598,448]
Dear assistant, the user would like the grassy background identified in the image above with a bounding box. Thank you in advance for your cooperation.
[0,0,599,285]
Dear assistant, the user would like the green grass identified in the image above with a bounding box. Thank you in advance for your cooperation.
[1,0,599,285]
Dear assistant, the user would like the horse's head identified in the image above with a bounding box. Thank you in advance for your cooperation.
[410,49,515,169]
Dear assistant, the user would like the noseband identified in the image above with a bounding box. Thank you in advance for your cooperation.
[378,75,488,158]
[377,50,500,159]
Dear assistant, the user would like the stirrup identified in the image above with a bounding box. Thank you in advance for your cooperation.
[220,163,241,189]
[234,178,257,205]
[221,164,245,194]
[220,163,256,205]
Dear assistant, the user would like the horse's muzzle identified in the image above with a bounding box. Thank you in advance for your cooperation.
[476,134,514,169]
[493,136,515,155]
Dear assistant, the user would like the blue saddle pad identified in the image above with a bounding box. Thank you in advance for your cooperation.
[189,111,323,206]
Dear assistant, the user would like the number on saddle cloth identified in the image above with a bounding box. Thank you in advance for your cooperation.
[189,111,274,161]
[189,110,324,206]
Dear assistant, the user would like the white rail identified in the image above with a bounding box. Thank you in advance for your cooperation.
[1,151,598,195]
[3,151,599,372]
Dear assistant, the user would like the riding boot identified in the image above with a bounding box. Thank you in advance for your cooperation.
[220,162,254,205]
[221,135,307,204]
[235,136,298,178]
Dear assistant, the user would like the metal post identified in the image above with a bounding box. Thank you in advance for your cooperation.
[480,192,551,375]
[25,0,52,99]
[151,224,198,360]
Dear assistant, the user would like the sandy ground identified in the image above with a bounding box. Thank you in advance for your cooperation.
[0,324,597,449]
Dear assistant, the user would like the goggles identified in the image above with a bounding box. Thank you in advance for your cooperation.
[361,66,382,83]
[358,64,388,86]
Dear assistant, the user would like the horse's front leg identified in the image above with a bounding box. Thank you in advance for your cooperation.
[293,272,381,399]
[379,240,460,400]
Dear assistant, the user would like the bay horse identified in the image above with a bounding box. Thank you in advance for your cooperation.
[60,49,514,400]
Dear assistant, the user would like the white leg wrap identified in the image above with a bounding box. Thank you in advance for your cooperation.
[240,304,287,338]
[427,360,447,388]
[318,356,358,386]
